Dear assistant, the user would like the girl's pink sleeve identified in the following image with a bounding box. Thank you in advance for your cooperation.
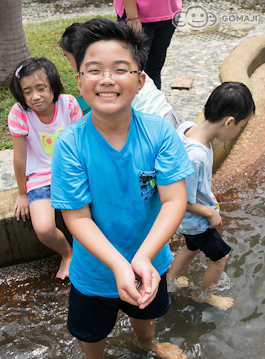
[8,104,29,136]
[68,95,83,123]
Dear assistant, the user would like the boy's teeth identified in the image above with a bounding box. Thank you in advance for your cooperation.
[99,93,118,98]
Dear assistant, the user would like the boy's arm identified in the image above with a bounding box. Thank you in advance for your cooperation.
[186,202,222,228]
[12,136,29,222]
[62,205,142,306]
[131,179,187,308]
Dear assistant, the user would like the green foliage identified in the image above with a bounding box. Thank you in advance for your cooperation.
[0,15,115,149]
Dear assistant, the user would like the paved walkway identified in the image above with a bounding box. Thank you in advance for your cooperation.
[1,1,265,191]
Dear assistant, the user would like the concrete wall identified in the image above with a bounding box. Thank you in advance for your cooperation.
[0,188,72,267]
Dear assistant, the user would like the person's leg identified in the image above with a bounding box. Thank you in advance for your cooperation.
[196,254,233,310]
[131,318,187,359]
[201,254,229,290]
[122,274,187,358]
[142,20,175,89]
[30,199,72,279]
[168,246,199,279]
[82,339,107,359]
[68,285,120,358]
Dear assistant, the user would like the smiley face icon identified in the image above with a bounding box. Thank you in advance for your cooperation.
[186,5,209,28]
[172,5,217,29]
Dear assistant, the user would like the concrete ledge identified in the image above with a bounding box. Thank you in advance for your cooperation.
[194,34,265,171]
[0,188,72,267]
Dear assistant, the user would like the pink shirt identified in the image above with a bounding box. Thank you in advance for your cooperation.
[113,0,182,22]
[8,94,83,192]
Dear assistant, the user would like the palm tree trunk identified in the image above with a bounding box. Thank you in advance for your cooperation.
[0,0,30,88]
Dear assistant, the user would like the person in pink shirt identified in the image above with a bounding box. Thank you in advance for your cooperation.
[114,0,182,89]
[8,57,83,279]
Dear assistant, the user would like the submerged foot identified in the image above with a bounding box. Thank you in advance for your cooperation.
[167,276,193,292]
[203,294,234,310]
[137,338,187,359]
[192,294,234,310]
[56,255,72,280]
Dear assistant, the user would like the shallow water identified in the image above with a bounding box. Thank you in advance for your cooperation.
[1,166,265,358]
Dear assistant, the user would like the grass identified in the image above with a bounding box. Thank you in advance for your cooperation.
[0,15,115,150]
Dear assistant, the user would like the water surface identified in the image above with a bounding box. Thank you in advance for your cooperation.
[1,166,265,358]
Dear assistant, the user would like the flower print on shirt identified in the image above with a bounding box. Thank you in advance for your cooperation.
[38,123,64,157]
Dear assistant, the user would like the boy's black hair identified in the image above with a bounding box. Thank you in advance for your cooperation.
[59,23,81,53]
[73,18,149,72]
[204,81,255,124]
[10,57,64,110]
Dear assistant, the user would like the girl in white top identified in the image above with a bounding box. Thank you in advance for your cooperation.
[8,57,83,279]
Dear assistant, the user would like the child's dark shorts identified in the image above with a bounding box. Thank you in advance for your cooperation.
[183,228,231,261]
[67,272,169,343]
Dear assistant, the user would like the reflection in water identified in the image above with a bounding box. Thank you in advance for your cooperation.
[1,167,265,358]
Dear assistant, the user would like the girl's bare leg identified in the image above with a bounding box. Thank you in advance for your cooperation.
[30,199,72,279]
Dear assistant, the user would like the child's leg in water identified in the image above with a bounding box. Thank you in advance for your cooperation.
[130,318,187,359]
[195,254,234,310]
[29,199,72,280]
[167,246,199,287]
[168,248,233,310]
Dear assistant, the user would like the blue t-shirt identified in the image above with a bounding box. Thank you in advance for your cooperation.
[51,109,194,297]
[177,121,219,235]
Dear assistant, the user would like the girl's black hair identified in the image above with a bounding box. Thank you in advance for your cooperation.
[204,82,255,124]
[59,23,81,53]
[10,57,64,110]
[73,18,149,72]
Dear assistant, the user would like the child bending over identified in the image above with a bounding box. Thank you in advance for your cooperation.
[8,57,83,279]
[168,82,255,310]
[51,18,193,359]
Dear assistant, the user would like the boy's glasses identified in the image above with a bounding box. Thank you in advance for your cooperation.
[79,68,141,81]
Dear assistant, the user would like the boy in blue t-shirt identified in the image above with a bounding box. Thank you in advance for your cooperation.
[51,18,193,359]
[168,82,255,311]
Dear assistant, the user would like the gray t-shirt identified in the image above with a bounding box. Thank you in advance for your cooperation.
[177,121,219,235]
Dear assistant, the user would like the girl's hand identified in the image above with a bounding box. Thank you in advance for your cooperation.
[131,255,161,309]
[208,208,222,228]
[113,261,142,306]
[13,194,30,222]
[126,18,142,31]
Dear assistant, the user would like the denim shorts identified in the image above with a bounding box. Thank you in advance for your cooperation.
[67,273,169,343]
[183,227,231,262]
[27,185,51,206]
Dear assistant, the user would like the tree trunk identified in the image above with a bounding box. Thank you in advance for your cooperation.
[0,0,30,89]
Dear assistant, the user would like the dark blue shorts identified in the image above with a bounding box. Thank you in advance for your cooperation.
[27,185,51,206]
[183,228,231,261]
[67,273,169,343]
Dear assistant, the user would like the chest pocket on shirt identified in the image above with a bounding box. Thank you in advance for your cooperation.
[139,170,156,200]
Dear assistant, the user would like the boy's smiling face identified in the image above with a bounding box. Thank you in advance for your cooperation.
[77,40,145,119]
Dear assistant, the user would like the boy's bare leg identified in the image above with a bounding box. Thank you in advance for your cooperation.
[82,338,107,359]
[30,199,72,280]
[193,254,234,310]
[167,246,199,286]
[130,318,187,359]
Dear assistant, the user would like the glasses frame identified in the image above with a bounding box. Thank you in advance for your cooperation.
[78,68,141,81]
